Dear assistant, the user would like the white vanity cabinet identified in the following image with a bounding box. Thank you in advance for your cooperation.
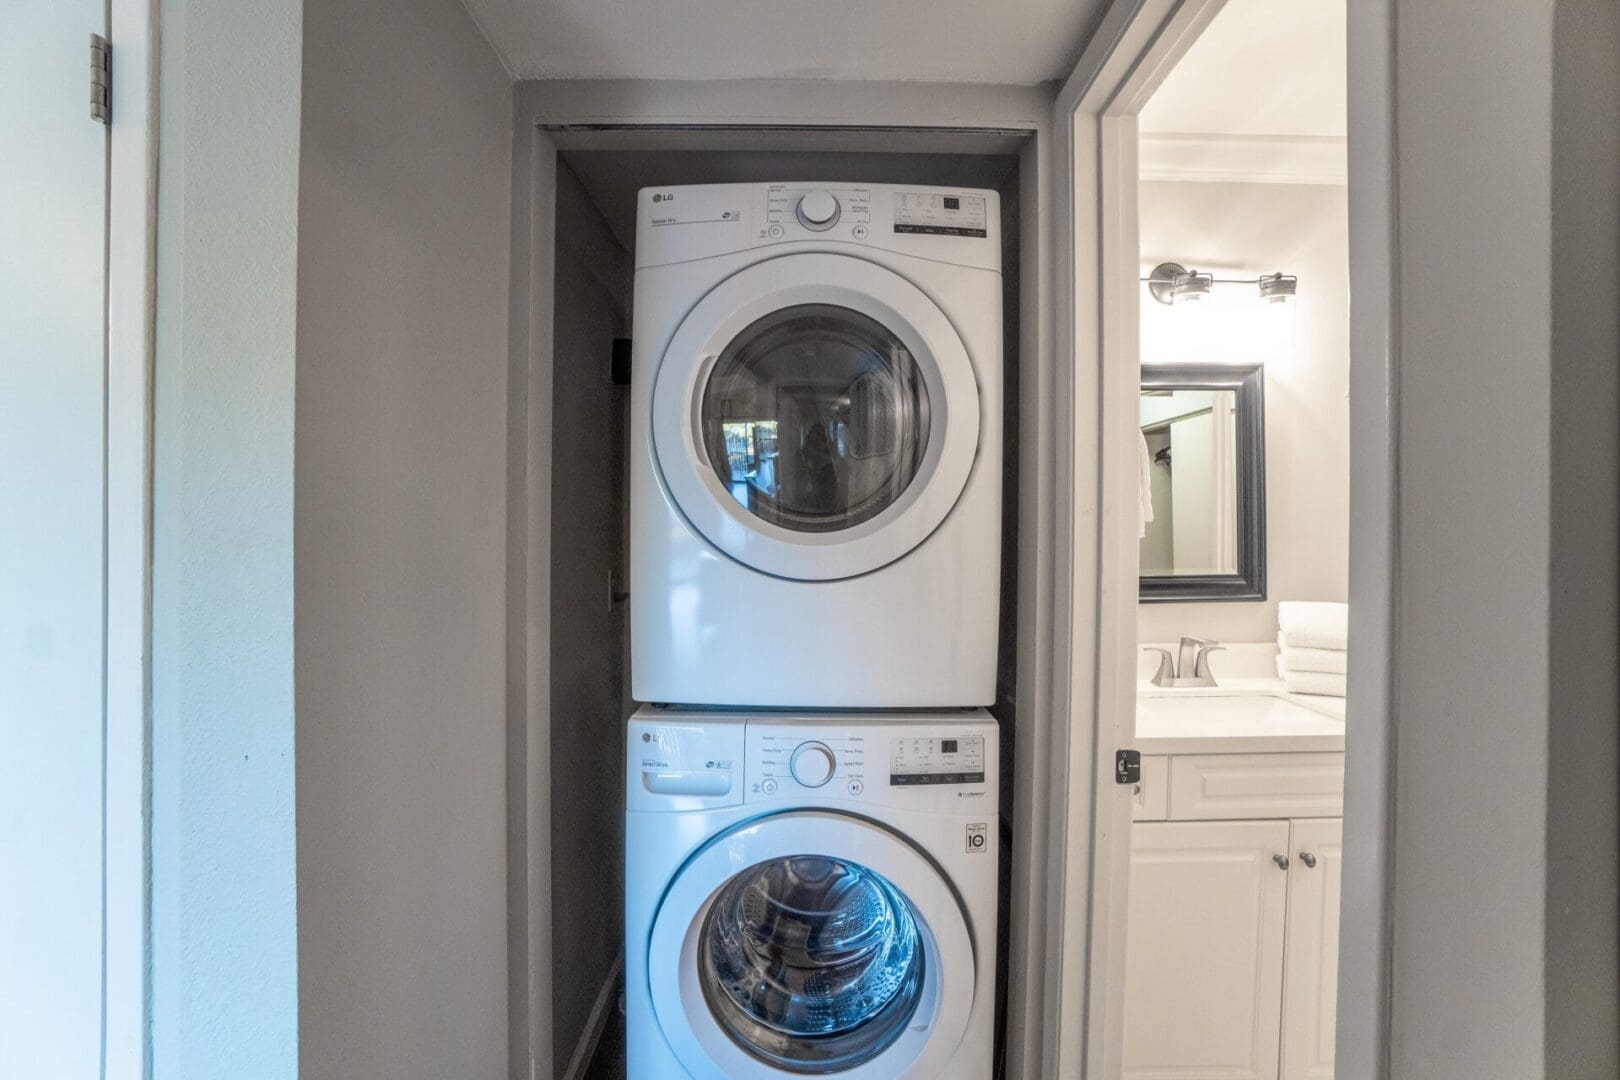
[1124,753,1343,1080]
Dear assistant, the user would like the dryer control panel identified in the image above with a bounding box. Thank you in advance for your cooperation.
[634,182,1001,272]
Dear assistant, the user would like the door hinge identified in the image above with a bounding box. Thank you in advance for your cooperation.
[90,34,110,124]
[1115,748,1141,785]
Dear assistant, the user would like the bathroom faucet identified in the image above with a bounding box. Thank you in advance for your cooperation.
[1146,637,1224,688]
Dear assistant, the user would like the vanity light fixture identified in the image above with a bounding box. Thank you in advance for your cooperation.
[1145,261,1299,305]
[1257,272,1298,303]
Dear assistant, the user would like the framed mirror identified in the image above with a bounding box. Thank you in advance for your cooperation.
[1138,362,1265,602]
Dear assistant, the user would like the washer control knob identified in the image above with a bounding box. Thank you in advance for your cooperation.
[790,741,837,787]
[796,190,840,230]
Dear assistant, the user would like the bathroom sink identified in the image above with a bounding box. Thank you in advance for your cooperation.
[1135,687,1345,754]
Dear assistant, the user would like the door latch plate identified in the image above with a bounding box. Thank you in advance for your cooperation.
[1115,749,1141,785]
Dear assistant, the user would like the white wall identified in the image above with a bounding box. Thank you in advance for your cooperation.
[293,1,513,1076]
[0,4,108,1074]
[150,0,303,1074]
[1137,181,1349,644]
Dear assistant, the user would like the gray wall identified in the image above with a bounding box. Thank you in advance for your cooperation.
[1342,1,1619,1076]
[548,159,632,1076]
[294,1,514,1076]
[150,0,303,1073]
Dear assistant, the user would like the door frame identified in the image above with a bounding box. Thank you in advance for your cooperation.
[1045,1,1398,1076]
[105,0,159,1076]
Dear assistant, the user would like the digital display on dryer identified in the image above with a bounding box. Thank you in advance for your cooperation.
[889,735,985,786]
[893,191,988,237]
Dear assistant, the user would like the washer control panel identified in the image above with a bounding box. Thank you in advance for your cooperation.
[889,735,987,786]
[630,709,997,812]
[753,729,871,798]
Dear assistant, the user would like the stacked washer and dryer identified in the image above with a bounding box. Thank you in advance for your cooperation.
[625,182,1005,1079]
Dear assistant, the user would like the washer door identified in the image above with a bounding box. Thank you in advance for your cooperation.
[651,254,981,581]
[649,812,976,1078]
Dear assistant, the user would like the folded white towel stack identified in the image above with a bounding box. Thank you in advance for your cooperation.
[1276,601,1348,697]
[1277,601,1348,650]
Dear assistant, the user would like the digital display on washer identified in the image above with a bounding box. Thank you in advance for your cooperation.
[889,735,986,786]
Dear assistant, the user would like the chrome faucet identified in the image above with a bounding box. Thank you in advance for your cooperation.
[1146,637,1225,688]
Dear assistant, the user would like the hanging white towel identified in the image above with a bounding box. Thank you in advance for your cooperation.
[1277,601,1348,651]
[1276,636,1348,675]
[1276,654,1347,697]
[1137,428,1154,539]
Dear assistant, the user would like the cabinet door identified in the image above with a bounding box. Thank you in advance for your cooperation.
[1281,819,1343,1080]
[1123,820,1291,1080]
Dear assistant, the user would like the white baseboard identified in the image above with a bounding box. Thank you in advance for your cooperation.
[561,952,624,1080]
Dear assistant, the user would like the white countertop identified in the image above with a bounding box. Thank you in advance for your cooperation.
[1134,678,1346,755]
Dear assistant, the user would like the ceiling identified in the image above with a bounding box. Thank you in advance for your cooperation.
[1140,0,1347,137]
[461,0,1106,84]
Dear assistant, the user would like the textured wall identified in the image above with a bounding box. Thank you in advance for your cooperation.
[150,0,303,1074]
[1339,1,1620,1076]
[294,1,514,1076]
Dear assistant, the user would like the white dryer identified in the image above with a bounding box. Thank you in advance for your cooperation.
[625,708,998,1079]
[630,182,1003,708]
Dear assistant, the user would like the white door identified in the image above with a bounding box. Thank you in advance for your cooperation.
[1281,819,1343,1080]
[1123,820,1291,1080]
[647,811,977,1079]
[0,5,109,1076]
[651,253,981,580]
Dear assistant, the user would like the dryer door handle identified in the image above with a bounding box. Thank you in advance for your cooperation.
[642,769,732,798]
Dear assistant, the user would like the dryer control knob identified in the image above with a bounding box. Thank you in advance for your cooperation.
[796,190,840,230]
[790,741,837,788]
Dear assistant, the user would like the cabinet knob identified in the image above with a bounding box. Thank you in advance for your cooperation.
[1272,854,1290,871]
[1298,851,1318,869]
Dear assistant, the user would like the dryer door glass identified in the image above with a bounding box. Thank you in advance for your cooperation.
[701,304,930,534]
[701,854,925,1073]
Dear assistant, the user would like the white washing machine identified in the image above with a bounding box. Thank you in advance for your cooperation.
[630,182,1003,708]
[625,708,998,1079]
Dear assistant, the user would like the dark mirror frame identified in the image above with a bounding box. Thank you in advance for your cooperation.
[1139,362,1267,603]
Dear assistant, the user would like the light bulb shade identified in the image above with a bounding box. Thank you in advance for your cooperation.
[1258,272,1297,303]
[1172,270,1214,302]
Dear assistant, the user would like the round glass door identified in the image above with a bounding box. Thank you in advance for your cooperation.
[700,855,926,1073]
[701,305,930,534]
[650,253,983,581]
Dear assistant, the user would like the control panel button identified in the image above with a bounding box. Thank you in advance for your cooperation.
[795,190,841,231]
[851,224,868,240]
[790,741,837,787]
[847,779,864,796]
[761,778,778,795]
[768,224,785,239]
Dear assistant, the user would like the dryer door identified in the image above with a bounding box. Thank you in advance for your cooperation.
[649,811,977,1078]
[650,253,982,581]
